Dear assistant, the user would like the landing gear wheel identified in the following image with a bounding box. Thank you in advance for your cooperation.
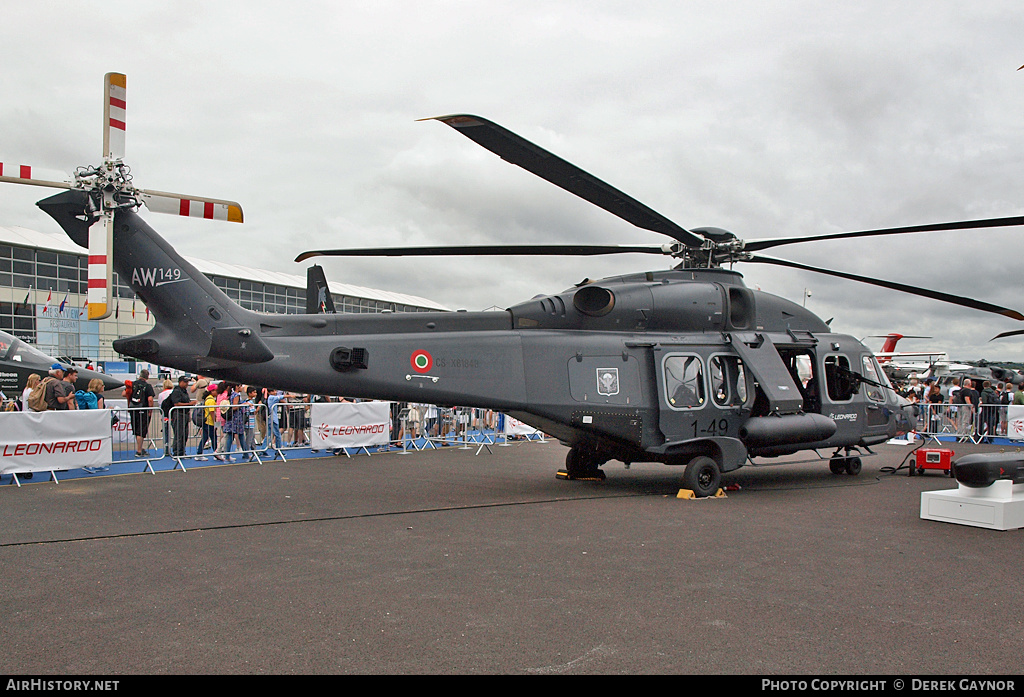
[682,456,721,498]
[844,457,862,476]
[829,458,846,475]
[558,448,606,481]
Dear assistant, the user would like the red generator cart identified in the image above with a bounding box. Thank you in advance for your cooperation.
[910,448,954,477]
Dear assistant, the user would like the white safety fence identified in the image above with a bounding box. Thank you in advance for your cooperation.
[906,403,1024,444]
[1,400,549,486]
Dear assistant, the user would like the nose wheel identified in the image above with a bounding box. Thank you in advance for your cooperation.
[829,449,863,476]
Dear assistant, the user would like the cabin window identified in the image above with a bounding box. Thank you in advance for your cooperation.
[709,354,751,407]
[824,354,857,402]
[860,355,886,402]
[664,354,706,410]
[779,348,821,414]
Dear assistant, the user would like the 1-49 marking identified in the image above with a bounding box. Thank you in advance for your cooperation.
[693,418,730,438]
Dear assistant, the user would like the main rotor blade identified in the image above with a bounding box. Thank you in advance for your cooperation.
[425,114,705,248]
[990,329,1024,341]
[746,253,1024,321]
[296,243,670,263]
[743,215,1024,253]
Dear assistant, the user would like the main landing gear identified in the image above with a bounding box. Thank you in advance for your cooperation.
[829,448,862,476]
[556,447,607,481]
[681,456,721,498]
[556,448,725,499]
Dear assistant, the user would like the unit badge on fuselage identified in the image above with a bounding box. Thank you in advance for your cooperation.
[597,368,620,396]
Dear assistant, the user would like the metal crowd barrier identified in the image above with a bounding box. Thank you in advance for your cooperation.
[109,405,165,472]
[908,403,1012,444]
[2,400,554,487]
[164,402,270,468]
[269,400,312,460]
[396,407,545,455]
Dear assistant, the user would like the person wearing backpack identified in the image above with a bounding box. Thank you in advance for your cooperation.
[221,384,246,460]
[128,369,155,458]
[22,374,40,412]
[168,376,195,458]
[195,383,218,461]
[59,367,79,410]
[76,387,97,410]
[32,364,66,411]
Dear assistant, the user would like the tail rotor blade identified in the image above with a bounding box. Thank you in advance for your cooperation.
[0,162,72,190]
[139,190,244,223]
[87,210,114,320]
[103,73,127,161]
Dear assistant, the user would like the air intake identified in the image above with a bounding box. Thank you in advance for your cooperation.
[573,285,615,317]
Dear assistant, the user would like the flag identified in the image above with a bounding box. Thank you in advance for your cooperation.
[59,293,68,313]
[131,298,136,318]
[145,305,149,320]
[14,286,31,314]
[42,289,52,313]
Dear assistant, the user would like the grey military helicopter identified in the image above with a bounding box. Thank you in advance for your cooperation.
[7,77,1024,496]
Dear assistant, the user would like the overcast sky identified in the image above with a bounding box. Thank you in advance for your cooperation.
[2,1,1024,361]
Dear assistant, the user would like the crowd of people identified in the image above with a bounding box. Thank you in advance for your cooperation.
[4,367,526,475]
[120,373,508,462]
[892,374,1024,440]
[7,363,108,413]
[124,371,336,462]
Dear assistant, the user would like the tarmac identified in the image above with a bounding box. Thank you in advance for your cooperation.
[1,437,1022,675]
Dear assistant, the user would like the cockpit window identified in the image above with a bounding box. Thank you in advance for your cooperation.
[0,329,55,364]
[664,354,706,409]
[860,355,886,402]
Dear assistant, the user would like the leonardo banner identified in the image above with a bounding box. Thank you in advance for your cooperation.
[1006,405,1024,441]
[311,401,392,449]
[0,409,113,474]
[504,415,541,437]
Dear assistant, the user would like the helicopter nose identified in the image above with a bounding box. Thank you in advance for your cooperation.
[898,404,917,433]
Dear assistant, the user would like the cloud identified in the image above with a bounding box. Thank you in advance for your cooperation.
[3,0,1024,362]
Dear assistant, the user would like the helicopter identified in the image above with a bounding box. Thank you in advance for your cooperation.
[7,76,1024,496]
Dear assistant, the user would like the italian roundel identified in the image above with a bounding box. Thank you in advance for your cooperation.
[411,349,433,373]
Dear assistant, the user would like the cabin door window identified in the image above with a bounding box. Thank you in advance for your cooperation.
[663,354,707,410]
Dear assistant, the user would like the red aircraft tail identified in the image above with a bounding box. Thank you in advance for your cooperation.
[879,333,904,355]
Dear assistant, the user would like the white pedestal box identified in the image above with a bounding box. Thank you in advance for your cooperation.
[921,480,1024,531]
